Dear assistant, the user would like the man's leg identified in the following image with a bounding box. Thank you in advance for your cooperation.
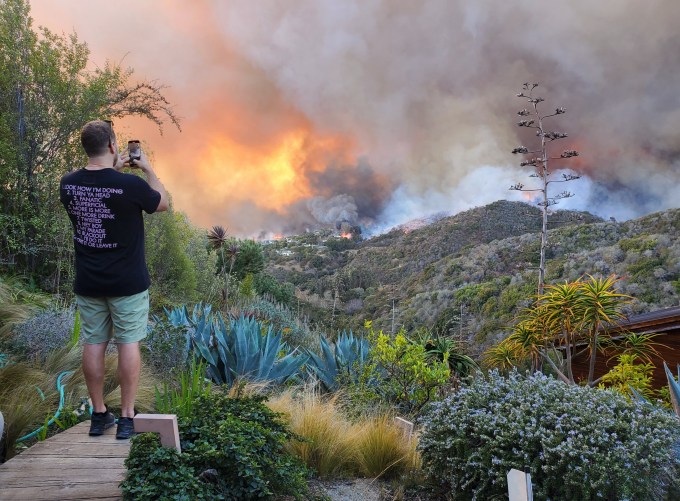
[109,289,149,425]
[76,294,114,416]
[117,342,141,418]
[82,342,109,413]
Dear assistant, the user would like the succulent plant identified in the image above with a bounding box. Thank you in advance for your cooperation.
[306,330,371,391]
[163,304,307,387]
[663,362,680,418]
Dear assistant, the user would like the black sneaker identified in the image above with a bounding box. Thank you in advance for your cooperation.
[89,407,116,436]
[116,417,136,440]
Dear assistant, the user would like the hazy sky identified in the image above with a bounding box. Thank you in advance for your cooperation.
[31,1,680,236]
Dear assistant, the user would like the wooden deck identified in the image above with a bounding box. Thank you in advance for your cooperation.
[0,422,130,501]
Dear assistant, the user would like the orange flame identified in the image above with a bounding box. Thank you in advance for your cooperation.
[186,128,356,215]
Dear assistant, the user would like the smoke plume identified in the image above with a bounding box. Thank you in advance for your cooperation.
[31,0,680,235]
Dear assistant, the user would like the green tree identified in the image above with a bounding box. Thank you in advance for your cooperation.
[228,240,264,280]
[0,0,178,281]
[145,208,197,307]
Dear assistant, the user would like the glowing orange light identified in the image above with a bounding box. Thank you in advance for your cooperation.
[340,232,353,239]
[188,128,356,215]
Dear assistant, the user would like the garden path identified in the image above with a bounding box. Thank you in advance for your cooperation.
[0,422,129,500]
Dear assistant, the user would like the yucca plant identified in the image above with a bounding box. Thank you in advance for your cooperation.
[207,226,239,304]
[306,330,371,391]
[409,329,478,379]
[482,339,523,371]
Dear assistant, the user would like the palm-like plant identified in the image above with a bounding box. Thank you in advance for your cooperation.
[534,281,582,383]
[509,320,544,372]
[409,329,478,378]
[207,226,240,304]
[578,275,632,384]
[611,332,666,364]
[482,340,522,371]
[485,275,634,386]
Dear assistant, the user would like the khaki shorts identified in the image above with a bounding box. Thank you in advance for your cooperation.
[76,290,149,345]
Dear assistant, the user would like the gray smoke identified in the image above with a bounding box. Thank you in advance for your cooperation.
[307,195,358,225]
[212,0,680,229]
[32,1,680,234]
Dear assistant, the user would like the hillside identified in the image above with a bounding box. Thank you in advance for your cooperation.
[263,201,680,354]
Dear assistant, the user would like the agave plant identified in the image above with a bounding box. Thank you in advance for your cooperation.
[306,331,371,391]
[188,313,308,387]
[663,362,680,418]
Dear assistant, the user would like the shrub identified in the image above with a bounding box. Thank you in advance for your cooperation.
[143,319,189,377]
[122,392,309,499]
[419,370,680,500]
[11,307,76,359]
[599,353,655,400]
[367,322,450,414]
[122,433,210,500]
[182,392,309,498]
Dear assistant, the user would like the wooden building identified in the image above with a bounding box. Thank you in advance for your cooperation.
[570,306,680,388]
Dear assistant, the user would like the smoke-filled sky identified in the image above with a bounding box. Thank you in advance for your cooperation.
[32,0,680,236]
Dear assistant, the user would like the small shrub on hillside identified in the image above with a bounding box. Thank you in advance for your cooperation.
[12,307,75,359]
[419,370,680,500]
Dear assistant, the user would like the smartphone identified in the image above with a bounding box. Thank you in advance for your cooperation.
[128,140,142,162]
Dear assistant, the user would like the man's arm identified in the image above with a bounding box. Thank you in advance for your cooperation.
[141,165,169,212]
[120,149,169,212]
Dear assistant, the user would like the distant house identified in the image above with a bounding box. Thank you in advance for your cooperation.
[570,306,680,388]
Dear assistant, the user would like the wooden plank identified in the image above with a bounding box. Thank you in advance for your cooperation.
[0,482,123,501]
[0,456,125,471]
[0,421,129,501]
[0,468,125,487]
[2,456,125,471]
[19,443,130,458]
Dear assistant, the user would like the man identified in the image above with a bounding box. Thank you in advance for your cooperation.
[60,120,168,439]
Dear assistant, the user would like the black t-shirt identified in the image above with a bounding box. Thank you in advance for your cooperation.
[59,168,161,297]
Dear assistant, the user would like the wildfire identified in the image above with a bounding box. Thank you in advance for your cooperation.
[187,128,356,214]
[340,232,353,239]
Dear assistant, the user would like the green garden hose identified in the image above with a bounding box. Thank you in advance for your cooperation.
[16,370,74,442]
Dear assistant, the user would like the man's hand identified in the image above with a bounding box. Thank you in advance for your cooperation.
[119,149,154,174]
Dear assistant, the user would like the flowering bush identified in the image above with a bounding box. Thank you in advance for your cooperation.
[12,307,75,359]
[418,370,680,500]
